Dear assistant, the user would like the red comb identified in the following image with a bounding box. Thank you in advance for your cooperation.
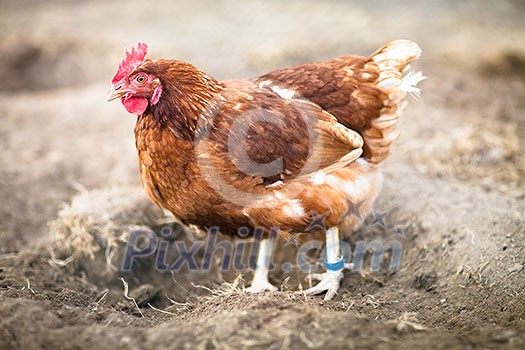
[111,42,148,85]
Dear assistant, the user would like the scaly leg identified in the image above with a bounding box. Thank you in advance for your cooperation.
[304,227,345,300]
[246,238,278,292]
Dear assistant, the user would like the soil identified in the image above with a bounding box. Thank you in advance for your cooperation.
[1,1,524,349]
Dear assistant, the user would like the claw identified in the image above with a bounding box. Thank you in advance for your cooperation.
[304,270,344,301]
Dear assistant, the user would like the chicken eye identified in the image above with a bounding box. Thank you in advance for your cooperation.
[135,74,147,84]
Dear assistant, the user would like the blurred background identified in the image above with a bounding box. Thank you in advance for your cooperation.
[2,0,525,90]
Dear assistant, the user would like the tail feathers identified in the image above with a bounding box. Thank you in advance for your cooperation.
[370,39,422,73]
[371,40,425,95]
[363,40,425,165]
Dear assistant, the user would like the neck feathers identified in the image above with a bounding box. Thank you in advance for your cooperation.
[143,59,222,140]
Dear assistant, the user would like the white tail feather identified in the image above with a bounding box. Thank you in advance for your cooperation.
[400,71,427,99]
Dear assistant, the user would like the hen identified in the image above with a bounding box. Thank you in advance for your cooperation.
[108,40,424,300]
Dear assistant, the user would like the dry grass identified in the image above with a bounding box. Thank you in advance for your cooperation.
[48,186,160,271]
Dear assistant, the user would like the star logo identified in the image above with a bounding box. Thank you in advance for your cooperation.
[306,210,329,231]
[369,210,390,229]
[393,225,406,237]
[342,198,365,220]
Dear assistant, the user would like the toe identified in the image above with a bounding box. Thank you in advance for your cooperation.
[246,281,278,293]
[302,270,344,299]
[324,286,338,301]
[303,284,325,296]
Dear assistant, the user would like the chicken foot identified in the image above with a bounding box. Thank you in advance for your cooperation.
[246,238,278,292]
[304,227,347,301]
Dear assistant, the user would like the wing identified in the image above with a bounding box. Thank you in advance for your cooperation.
[253,40,423,164]
[194,80,363,192]
[253,56,385,133]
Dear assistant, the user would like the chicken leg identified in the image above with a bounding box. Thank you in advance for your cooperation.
[246,238,278,292]
[304,227,346,300]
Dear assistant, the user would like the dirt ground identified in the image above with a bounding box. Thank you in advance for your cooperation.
[1,1,524,349]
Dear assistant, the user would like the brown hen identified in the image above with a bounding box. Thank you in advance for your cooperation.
[108,40,424,299]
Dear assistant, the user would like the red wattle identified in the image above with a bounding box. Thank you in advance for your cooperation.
[122,96,149,115]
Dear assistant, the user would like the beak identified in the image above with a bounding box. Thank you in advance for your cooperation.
[107,86,128,102]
